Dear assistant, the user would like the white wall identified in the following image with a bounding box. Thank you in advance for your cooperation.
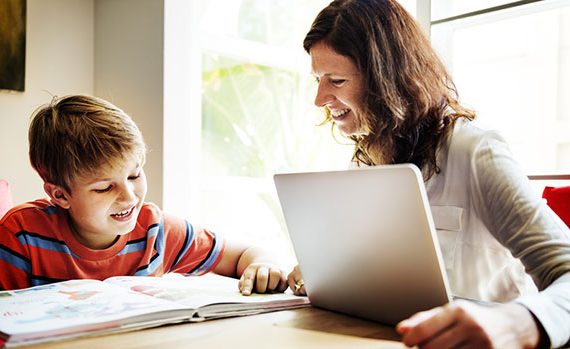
[0,0,94,204]
[0,0,166,207]
[94,0,165,207]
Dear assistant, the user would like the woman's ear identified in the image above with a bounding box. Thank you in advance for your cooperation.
[44,182,71,209]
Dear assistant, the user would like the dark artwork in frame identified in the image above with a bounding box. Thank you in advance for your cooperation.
[0,0,26,92]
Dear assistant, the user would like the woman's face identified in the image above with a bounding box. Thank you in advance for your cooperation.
[310,41,365,136]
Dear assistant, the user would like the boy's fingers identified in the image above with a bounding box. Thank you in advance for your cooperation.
[255,266,269,293]
[267,267,282,291]
[278,273,288,292]
[239,267,256,296]
[240,264,289,295]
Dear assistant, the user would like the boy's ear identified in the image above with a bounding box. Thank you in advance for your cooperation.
[43,183,71,209]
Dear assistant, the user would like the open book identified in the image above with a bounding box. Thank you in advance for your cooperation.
[0,273,310,348]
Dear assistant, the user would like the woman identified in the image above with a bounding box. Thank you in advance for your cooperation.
[287,0,570,348]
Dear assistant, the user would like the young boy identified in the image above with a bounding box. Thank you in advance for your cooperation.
[0,94,289,295]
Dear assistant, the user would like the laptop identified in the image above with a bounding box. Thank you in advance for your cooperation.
[274,164,452,325]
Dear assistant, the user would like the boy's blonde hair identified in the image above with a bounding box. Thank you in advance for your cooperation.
[29,95,147,192]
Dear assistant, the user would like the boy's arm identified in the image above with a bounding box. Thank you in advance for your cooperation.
[213,239,288,295]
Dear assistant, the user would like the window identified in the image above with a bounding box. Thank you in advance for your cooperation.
[165,1,546,265]
[162,0,420,263]
[178,0,355,265]
[432,0,523,21]
[430,0,570,174]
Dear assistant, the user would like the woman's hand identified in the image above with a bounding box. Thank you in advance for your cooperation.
[238,262,288,296]
[287,265,306,296]
[396,300,544,349]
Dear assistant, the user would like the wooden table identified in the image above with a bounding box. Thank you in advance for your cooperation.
[23,307,406,348]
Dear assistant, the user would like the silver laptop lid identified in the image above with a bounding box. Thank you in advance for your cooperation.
[274,164,452,325]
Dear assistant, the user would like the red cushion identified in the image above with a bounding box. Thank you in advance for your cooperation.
[543,186,570,227]
[0,180,13,218]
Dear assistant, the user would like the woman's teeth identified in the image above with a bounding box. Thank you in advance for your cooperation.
[331,109,349,118]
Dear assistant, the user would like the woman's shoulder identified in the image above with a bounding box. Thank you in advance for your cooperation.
[435,119,512,180]
[448,119,506,155]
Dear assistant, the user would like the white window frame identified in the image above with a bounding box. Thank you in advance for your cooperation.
[163,0,569,230]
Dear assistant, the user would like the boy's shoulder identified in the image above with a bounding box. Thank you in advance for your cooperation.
[137,202,161,223]
[0,198,66,234]
[136,202,187,233]
[2,198,60,220]
[137,202,179,226]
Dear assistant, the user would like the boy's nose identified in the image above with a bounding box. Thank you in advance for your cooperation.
[117,183,137,202]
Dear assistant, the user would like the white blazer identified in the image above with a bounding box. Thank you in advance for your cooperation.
[425,120,570,347]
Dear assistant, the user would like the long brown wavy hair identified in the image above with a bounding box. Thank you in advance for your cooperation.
[304,0,474,178]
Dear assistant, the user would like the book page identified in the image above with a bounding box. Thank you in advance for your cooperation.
[104,273,309,314]
[0,279,185,340]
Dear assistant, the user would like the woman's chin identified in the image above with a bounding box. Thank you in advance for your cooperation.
[337,124,367,137]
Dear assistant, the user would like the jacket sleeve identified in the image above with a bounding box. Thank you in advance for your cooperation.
[471,133,570,347]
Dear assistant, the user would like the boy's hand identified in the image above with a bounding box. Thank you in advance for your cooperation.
[287,265,306,296]
[238,263,288,296]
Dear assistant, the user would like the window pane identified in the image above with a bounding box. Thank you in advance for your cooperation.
[194,0,417,259]
[200,53,353,255]
[202,54,351,177]
[199,0,329,49]
[431,0,521,21]
[431,2,570,174]
[196,0,353,261]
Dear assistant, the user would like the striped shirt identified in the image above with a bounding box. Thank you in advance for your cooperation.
[0,199,224,290]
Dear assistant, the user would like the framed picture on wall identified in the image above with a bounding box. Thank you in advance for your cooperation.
[0,0,26,92]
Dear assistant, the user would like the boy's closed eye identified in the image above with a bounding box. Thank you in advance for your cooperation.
[94,185,112,194]
[93,173,141,193]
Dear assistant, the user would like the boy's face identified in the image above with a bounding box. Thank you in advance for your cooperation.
[60,154,147,249]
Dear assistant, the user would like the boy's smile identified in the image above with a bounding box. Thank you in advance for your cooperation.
[110,206,136,221]
[56,154,147,250]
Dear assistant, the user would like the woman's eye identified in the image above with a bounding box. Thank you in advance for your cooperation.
[128,173,141,181]
[94,185,112,193]
[331,79,346,86]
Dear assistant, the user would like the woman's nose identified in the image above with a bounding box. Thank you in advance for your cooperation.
[314,82,335,107]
